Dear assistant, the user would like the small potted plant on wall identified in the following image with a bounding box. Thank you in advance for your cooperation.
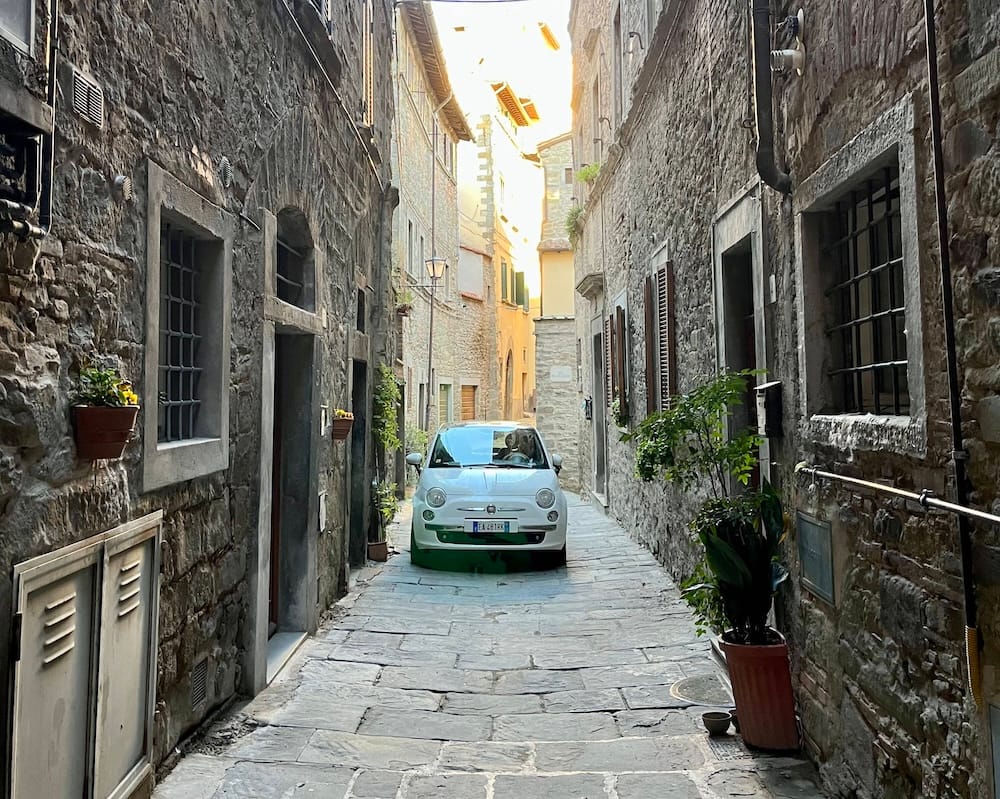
[396,289,414,317]
[331,408,354,441]
[72,362,140,460]
[627,370,799,751]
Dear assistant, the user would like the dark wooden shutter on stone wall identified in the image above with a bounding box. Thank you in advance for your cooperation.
[643,276,656,415]
[604,315,613,407]
[614,305,627,414]
[656,262,677,406]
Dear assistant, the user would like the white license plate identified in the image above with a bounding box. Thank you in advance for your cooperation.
[465,520,518,533]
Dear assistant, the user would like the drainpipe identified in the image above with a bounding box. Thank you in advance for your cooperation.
[923,0,981,708]
[750,0,791,194]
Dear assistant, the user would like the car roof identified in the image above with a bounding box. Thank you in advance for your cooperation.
[438,421,537,430]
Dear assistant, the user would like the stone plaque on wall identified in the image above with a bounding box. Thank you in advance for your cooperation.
[549,365,573,383]
[796,511,834,604]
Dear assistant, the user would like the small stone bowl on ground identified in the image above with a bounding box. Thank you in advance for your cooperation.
[702,711,733,735]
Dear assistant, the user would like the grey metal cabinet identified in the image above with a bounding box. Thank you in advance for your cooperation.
[10,512,162,799]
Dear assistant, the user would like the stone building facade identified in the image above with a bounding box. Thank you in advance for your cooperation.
[392,2,494,453]
[570,0,1000,796]
[463,108,541,422]
[535,132,581,490]
[0,0,395,794]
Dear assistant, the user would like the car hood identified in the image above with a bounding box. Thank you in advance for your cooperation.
[424,467,558,496]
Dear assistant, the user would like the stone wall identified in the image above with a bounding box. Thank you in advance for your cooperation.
[0,0,395,780]
[534,317,581,492]
[569,0,1000,796]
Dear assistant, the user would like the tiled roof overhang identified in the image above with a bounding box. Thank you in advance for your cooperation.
[400,3,474,141]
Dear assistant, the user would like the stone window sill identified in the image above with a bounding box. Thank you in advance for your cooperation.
[805,413,926,458]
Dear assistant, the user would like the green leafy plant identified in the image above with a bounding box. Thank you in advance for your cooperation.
[576,163,601,183]
[566,205,584,246]
[373,480,398,526]
[627,370,788,645]
[76,364,139,407]
[406,423,428,456]
[625,369,760,497]
[373,364,401,453]
[610,397,628,428]
[680,561,727,637]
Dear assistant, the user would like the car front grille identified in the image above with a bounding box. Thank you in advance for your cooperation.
[436,531,547,546]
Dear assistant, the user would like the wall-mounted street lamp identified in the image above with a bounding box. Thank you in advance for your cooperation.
[423,255,448,432]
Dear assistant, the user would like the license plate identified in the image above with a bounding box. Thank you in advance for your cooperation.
[466,520,517,533]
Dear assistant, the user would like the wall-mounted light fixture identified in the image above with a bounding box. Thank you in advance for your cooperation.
[627,31,644,53]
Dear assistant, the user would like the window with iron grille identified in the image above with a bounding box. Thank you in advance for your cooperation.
[823,163,908,415]
[144,161,232,492]
[158,224,203,443]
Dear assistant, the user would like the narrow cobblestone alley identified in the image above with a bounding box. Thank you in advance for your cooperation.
[154,496,823,799]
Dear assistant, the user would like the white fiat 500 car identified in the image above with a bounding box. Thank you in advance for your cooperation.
[406,422,568,567]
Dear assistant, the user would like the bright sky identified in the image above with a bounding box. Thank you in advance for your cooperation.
[432,0,573,148]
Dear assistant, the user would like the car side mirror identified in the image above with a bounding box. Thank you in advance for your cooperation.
[406,451,423,473]
[552,453,563,475]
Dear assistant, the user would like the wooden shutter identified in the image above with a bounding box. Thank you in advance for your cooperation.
[614,305,627,414]
[656,262,677,406]
[643,276,656,415]
[461,385,476,420]
[604,315,614,407]
[501,263,508,301]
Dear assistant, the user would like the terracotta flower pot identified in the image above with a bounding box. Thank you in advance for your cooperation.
[721,632,799,751]
[331,417,354,441]
[367,540,388,562]
[73,405,139,460]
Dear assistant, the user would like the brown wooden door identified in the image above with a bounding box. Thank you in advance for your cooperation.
[461,385,477,421]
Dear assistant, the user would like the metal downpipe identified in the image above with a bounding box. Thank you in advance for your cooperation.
[923,0,981,708]
[750,0,791,194]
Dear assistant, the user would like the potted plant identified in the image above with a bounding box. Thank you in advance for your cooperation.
[627,370,798,750]
[72,363,140,460]
[369,480,397,562]
[331,408,354,441]
[396,289,414,317]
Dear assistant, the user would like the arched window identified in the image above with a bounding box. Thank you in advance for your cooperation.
[275,207,315,311]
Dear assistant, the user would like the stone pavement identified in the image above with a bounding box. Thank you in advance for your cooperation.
[154,494,825,799]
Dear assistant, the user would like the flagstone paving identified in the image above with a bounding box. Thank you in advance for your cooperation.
[154,494,825,799]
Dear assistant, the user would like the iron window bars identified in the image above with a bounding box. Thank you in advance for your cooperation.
[823,164,908,415]
[158,224,203,442]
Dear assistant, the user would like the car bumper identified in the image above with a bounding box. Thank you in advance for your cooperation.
[412,500,567,552]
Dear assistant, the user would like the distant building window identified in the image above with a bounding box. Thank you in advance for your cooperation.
[356,288,366,333]
[564,167,573,184]
[362,0,375,126]
[438,383,452,426]
[501,260,509,301]
[276,207,315,311]
[823,162,907,415]
[407,221,414,274]
[0,0,32,54]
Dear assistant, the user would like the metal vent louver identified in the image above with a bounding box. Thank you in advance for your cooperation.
[190,658,209,709]
[71,68,104,128]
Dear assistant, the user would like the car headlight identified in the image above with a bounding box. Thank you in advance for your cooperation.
[536,488,555,508]
[426,487,447,508]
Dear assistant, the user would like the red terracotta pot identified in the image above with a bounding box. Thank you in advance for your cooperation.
[331,417,354,441]
[73,405,139,460]
[721,632,799,750]
[367,540,388,562]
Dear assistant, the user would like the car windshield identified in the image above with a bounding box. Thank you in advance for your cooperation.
[429,426,548,469]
